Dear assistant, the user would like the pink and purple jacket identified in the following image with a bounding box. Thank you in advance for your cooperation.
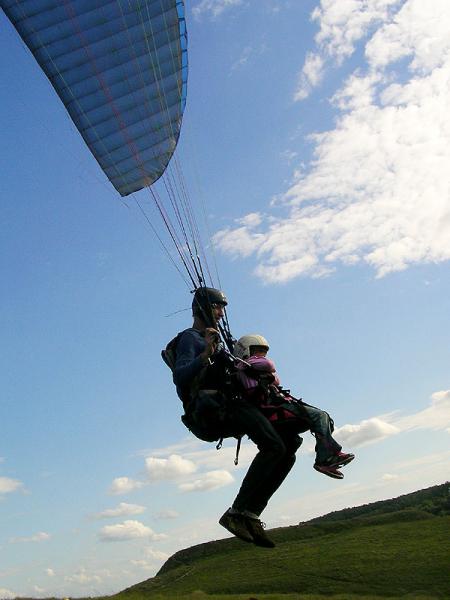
[237,355,281,396]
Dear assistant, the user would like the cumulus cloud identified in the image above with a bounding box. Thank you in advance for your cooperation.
[335,417,399,447]
[145,454,197,481]
[183,441,257,471]
[131,547,169,569]
[99,520,166,542]
[293,0,401,100]
[9,531,51,544]
[313,0,402,62]
[94,502,146,519]
[109,477,144,495]
[294,52,325,101]
[0,589,16,599]
[144,546,170,561]
[178,469,234,492]
[193,0,243,20]
[0,476,23,496]
[45,568,55,577]
[216,0,450,282]
[365,0,450,72]
[335,390,450,448]
[65,568,102,584]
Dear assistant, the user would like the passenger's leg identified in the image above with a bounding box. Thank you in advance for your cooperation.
[301,404,341,463]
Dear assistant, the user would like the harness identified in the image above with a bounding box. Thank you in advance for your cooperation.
[161,331,184,372]
[241,365,312,433]
[162,334,245,463]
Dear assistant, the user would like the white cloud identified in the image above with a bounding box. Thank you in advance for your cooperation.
[231,44,267,73]
[293,0,402,99]
[94,502,146,519]
[365,0,450,72]
[144,546,170,561]
[0,476,23,495]
[216,0,450,282]
[99,520,166,542]
[392,390,450,432]
[335,417,399,447]
[45,568,55,577]
[142,438,206,458]
[335,390,450,448]
[9,531,50,544]
[33,586,45,595]
[381,473,399,481]
[231,45,253,71]
[237,212,262,228]
[145,454,197,481]
[313,0,402,62]
[183,440,257,471]
[193,0,243,20]
[0,589,16,599]
[178,469,234,492]
[65,568,102,584]
[131,547,169,569]
[294,52,325,101]
[130,559,154,570]
[109,477,144,495]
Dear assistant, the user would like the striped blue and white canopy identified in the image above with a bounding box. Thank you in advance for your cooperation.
[1,0,187,196]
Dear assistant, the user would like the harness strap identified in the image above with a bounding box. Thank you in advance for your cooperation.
[234,436,242,465]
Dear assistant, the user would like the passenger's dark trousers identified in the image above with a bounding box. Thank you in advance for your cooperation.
[227,402,302,516]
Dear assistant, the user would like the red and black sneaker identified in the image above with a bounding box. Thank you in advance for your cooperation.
[328,452,355,468]
[313,463,344,479]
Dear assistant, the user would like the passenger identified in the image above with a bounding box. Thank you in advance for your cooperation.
[234,334,355,479]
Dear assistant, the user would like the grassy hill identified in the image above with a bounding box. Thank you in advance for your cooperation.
[113,483,449,600]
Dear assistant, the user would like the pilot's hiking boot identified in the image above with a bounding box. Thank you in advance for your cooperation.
[244,516,276,548]
[313,463,344,479]
[219,509,254,543]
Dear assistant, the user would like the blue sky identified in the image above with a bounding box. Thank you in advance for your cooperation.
[1,0,449,596]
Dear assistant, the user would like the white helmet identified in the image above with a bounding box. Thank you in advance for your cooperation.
[234,334,269,360]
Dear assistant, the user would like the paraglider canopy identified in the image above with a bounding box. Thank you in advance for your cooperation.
[1,0,188,196]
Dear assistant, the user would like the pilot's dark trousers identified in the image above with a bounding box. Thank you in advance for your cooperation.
[225,401,302,517]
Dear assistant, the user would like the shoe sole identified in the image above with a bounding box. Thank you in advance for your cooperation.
[252,538,276,548]
[219,515,254,543]
[313,464,344,479]
[332,454,355,468]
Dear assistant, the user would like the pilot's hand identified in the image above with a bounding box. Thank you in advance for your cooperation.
[201,328,220,363]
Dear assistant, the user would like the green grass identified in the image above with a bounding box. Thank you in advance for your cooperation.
[106,593,442,600]
[45,485,450,600]
[119,514,449,599]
